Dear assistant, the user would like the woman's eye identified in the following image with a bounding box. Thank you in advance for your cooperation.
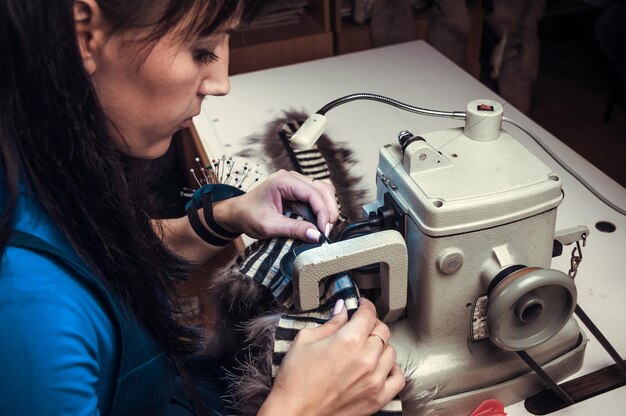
[193,49,219,64]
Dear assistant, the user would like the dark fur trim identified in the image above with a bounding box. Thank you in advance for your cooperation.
[206,266,283,357]
[238,110,368,222]
[401,360,440,415]
[224,314,279,416]
[207,113,434,414]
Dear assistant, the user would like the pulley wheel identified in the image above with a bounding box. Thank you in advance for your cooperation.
[487,267,576,351]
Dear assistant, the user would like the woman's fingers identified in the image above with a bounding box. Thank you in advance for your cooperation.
[257,213,322,242]
[372,341,399,381]
[256,170,338,241]
[368,318,391,350]
[341,297,380,339]
[283,171,339,233]
[359,343,405,413]
[382,364,406,403]
[266,296,405,415]
[222,169,340,241]
[302,299,349,342]
[306,178,340,234]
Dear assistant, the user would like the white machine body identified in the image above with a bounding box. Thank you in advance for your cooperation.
[292,100,586,414]
[371,100,585,413]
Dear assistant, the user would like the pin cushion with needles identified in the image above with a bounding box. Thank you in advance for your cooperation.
[181,156,263,246]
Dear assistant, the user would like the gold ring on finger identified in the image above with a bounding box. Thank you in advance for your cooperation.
[369,333,386,349]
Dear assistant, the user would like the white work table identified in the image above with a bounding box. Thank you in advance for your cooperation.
[193,41,626,415]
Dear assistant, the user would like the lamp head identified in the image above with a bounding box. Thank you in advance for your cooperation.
[289,113,328,149]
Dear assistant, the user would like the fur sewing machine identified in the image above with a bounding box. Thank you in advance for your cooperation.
[284,95,595,414]
[201,94,625,415]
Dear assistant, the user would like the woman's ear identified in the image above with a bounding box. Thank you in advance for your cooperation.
[73,0,105,75]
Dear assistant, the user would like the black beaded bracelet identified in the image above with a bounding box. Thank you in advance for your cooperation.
[185,184,245,246]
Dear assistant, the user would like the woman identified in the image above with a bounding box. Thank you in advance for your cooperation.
[0,0,405,414]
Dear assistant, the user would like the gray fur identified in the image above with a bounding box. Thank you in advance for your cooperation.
[224,314,279,416]
[205,266,282,357]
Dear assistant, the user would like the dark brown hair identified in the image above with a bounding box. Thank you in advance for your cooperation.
[0,0,263,355]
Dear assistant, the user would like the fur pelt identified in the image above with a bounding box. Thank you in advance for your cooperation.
[238,110,368,222]
[205,111,369,414]
[223,313,279,415]
[206,112,435,415]
[228,315,439,416]
[371,0,417,47]
[427,0,471,69]
[485,0,546,113]
[428,0,545,113]
[205,267,281,358]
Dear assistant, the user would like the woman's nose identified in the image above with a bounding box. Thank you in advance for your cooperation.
[199,77,230,97]
[198,41,231,97]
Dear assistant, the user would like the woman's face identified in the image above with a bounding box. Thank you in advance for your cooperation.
[91,21,233,159]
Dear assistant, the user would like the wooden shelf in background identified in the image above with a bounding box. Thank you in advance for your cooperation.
[230,0,333,74]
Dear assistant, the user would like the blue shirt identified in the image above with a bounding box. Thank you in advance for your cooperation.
[0,184,117,415]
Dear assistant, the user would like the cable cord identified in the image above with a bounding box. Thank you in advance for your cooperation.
[335,220,372,242]
[316,92,466,120]
[503,117,626,216]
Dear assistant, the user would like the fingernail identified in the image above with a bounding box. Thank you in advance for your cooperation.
[305,228,322,243]
[333,299,345,316]
[324,223,333,238]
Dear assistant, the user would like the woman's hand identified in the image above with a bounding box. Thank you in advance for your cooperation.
[259,298,406,416]
[158,170,338,264]
[213,170,340,242]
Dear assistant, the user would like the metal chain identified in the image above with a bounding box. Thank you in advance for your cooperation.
[568,233,587,278]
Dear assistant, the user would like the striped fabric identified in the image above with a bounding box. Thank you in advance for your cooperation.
[279,122,349,223]
[280,121,332,181]
[229,121,403,415]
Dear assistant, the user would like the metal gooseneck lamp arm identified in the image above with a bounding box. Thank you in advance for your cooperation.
[291,92,625,216]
